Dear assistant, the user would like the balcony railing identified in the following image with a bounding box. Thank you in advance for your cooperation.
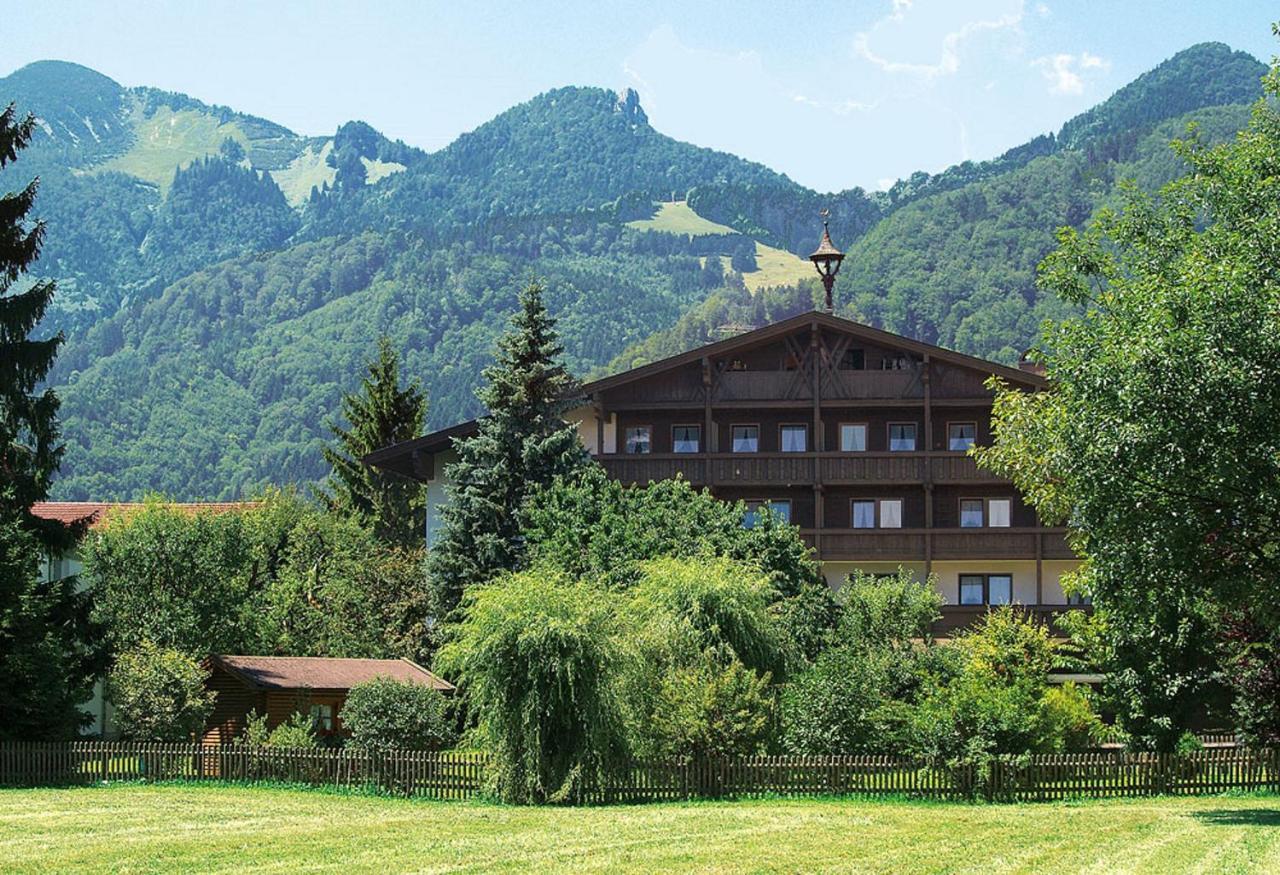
[598,451,1008,486]
[799,527,1070,561]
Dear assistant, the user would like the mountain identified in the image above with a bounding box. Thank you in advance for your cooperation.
[0,43,1268,499]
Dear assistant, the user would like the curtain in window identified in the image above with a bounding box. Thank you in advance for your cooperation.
[879,499,903,528]
[852,501,875,528]
[988,499,1011,527]
[781,426,807,452]
[841,424,866,452]
[988,575,1013,605]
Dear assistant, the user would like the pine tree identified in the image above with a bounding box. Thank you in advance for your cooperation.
[320,336,427,547]
[427,280,588,620]
[0,104,100,739]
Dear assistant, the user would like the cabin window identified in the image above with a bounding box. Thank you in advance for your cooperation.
[744,499,790,528]
[731,425,760,453]
[879,499,903,529]
[852,500,876,529]
[988,499,1011,528]
[988,575,1013,605]
[960,499,985,528]
[624,426,651,454]
[888,423,917,452]
[672,425,701,454]
[728,358,747,371]
[840,423,867,452]
[960,573,1014,605]
[882,354,911,371]
[959,574,985,605]
[948,422,977,451]
[840,349,865,370]
[780,424,807,453]
[309,703,333,732]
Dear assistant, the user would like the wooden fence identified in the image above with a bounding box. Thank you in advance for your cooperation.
[1,742,1276,804]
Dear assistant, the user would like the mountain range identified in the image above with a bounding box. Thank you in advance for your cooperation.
[0,42,1267,500]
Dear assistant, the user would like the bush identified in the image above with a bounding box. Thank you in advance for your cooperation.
[638,654,773,759]
[108,641,215,741]
[342,678,456,753]
[436,568,628,804]
[780,569,947,754]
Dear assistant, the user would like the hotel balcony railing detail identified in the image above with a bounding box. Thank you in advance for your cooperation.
[598,451,1004,487]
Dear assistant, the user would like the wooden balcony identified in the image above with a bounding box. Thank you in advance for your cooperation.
[934,604,1091,637]
[599,451,1011,487]
[800,527,1070,561]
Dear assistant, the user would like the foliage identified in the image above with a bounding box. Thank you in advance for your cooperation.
[341,677,456,753]
[635,655,773,759]
[107,640,214,741]
[976,41,1280,749]
[0,104,101,739]
[320,336,426,547]
[84,491,431,662]
[908,608,1103,760]
[524,465,820,597]
[436,569,628,804]
[780,570,945,754]
[426,280,589,621]
[265,711,320,749]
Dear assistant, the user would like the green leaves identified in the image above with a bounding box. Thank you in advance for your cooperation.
[108,641,214,742]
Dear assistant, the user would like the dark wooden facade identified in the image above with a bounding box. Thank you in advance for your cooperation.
[366,312,1082,629]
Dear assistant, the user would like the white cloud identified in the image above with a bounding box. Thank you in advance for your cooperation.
[1033,51,1111,95]
[853,0,1025,79]
[1036,3,1051,16]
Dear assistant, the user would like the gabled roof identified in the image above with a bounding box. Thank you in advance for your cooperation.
[208,655,454,693]
[364,310,1046,476]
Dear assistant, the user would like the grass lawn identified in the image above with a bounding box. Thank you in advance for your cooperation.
[2,785,1278,874]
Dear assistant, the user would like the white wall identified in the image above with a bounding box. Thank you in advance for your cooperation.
[820,559,1081,606]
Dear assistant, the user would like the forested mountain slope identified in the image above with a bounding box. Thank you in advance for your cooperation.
[0,44,1267,499]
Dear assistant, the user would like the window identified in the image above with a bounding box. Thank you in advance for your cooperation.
[840,423,867,452]
[744,499,790,528]
[988,499,1011,528]
[673,424,701,454]
[948,422,977,451]
[732,425,759,453]
[888,423,917,452]
[309,703,333,732]
[852,500,876,529]
[879,499,903,529]
[840,348,865,370]
[959,573,1015,606]
[624,426,651,454]
[1067,591,1093,606]
[988,574,1013,605]
[960,499,985,528]
[961,498,1011,528]
[882,354,911,371]
[959,574,986,605]
[780,424,807,453]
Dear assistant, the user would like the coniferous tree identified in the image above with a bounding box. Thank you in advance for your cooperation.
[427,280,588,621]
[320,336,427,547]
[0,104,100,739]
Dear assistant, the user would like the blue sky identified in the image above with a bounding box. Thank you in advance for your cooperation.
[4,1,1275,192]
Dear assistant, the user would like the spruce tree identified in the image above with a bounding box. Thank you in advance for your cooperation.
[0,104,100,739]
[320,336,427,547]
[427,280,588,620]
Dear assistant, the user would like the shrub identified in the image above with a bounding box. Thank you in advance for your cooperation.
[108,641,215,741]
[436,568,628,804]
[267,712,320,748]
[638,654,773,759]
[1038,682,1107,752]
[342,678,456,753]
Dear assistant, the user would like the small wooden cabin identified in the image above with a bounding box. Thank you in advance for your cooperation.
[202,655,454,746]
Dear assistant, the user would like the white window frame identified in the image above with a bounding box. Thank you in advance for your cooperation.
[888,422,917,452]
[779,423,808,453]
[948,421,977,452]
[672,424,701,454]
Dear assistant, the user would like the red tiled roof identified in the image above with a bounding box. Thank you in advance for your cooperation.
[210,655,454,692]
[30,501,256,531]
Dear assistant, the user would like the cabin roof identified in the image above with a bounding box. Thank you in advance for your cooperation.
[30,501,257,531]
[364,309,1046,477]
[207,655,454,693]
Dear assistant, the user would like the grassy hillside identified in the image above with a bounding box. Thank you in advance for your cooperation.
[626,201,739,235]
[95,103,252,193]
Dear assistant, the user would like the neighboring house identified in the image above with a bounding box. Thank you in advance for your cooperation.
[29,501,255,737]
[201,655,454,745]
[365,310,1086,635]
